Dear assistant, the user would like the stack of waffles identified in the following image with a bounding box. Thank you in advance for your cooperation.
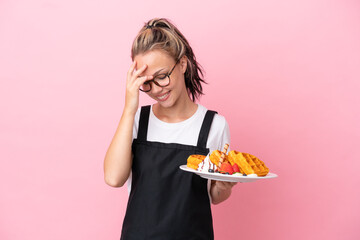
[187,144,269,177]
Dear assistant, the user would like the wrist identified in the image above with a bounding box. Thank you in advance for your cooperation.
[123,105,137,117]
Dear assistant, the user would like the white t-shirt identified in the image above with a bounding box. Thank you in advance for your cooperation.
[127,104,231,202]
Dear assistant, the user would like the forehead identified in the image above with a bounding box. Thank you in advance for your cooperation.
[134,50,174,72]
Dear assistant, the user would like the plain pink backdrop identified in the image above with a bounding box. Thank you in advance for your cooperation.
[1,0,359,239]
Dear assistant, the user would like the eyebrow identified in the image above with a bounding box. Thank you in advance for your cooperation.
[139,67,166,77]
[152,68,167,76]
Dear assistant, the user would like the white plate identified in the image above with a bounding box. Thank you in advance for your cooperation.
[179,165,278,183]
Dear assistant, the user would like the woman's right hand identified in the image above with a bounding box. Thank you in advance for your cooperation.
[124,61,153,115]
[104,61,154,188]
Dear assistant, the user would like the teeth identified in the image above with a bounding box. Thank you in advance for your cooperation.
[158,92,169,100]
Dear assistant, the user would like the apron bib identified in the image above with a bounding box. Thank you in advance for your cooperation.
[121,105,217,240]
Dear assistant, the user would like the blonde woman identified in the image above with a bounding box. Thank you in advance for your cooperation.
[104,18,236,239]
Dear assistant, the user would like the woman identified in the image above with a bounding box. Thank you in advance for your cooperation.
[104,18,236,240]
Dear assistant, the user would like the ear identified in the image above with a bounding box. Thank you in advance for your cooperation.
[179,55,188,74]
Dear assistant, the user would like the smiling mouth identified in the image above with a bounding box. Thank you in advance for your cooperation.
[157,91,170,101]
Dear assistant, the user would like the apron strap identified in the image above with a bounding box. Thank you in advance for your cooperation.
[137,105,151,141]
[197,110,217,148]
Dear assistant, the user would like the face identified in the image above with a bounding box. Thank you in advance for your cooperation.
[134,50,188,108]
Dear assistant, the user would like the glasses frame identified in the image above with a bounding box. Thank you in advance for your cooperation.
[139,58,180,92]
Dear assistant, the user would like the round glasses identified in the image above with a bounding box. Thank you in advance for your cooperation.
[139,59,179,92]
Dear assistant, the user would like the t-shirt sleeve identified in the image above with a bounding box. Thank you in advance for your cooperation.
[128,107,141,195]
[207,114,231,152]
[132,107,141,140]
[219,118,231,151]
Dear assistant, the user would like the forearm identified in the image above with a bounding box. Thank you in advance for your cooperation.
[210,180,234,205]
[103,109,135,187]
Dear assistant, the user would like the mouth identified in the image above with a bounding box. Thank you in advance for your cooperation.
[156,91,171,101]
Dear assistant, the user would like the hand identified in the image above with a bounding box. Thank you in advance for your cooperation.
[210,180,238,204]
[124,61,153,115]
[214,181,237,191]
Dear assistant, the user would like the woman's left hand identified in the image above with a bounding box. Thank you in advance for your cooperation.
[214,181,237,191]
[210,180,238,204]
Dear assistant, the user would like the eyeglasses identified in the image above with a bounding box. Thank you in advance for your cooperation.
[139,59,179,92]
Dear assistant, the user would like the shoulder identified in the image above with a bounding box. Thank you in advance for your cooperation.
[213,113,227,129]
[134,105,151,124]
[199,104,231,151]
[199,104,228,129]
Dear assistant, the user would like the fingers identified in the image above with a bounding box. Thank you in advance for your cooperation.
[135,75,153,89]
[127,61,136,77]
[128,61,147,78]
[133,64,148,77]
[124,61,153,112]
[215,181,237,190]
[126,61,154,94]
[127,61,154,86]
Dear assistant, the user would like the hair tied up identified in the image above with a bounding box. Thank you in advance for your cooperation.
[145,24,154,29]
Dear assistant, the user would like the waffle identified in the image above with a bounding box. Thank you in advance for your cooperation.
[209,150,230,167]
[187,155,206,170]
[228,150,269,176]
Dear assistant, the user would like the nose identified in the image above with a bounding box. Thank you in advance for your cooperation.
[150,82,163,94]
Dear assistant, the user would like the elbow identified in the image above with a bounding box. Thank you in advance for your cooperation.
[104,175,127,188]
[103,164,130,188]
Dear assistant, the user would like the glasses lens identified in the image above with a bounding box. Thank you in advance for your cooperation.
[140,82,151,92]
[154,74,170,87]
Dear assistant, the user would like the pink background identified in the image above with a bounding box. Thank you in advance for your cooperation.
[1,0,359,239]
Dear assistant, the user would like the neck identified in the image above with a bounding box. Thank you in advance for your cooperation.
[153,95,198,123]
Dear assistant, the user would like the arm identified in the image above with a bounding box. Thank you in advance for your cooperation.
[103,110,135,188]
[210,117,236,204]
[103,61,153,188]
[210,180,237,204]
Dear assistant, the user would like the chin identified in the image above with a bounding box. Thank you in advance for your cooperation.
[157,99,174,109]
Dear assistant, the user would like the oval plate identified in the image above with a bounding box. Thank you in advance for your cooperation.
[179,165,278,183]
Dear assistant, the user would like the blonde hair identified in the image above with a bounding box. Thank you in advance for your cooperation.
[131,18,206,101]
